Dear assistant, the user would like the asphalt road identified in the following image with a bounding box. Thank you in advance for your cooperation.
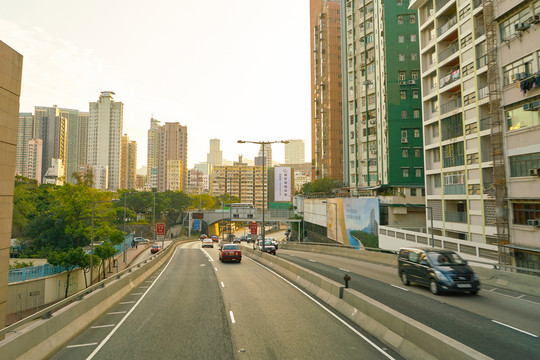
[275,248,540,359]
[50,242,401,360]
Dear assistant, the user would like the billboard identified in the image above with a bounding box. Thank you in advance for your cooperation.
[326,198,380,248]
[274,167,291,202]
[193,220,201,231]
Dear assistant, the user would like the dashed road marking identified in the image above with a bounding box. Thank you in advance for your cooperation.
[107,311,127,315]
[230,311,236,324]
[492,320,538,338]
[91,324,115,329]
[67,343,98,349]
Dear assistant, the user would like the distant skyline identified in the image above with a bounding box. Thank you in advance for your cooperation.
[1,0,312,168]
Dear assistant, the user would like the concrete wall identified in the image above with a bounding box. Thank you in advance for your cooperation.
[0,40,23,335]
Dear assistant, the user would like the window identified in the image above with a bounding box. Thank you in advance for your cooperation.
[510,152,540,177]
[398,15,404,24]
[411,52,418,61]
[399,53,405,61]
[415,148,421,158]
[410,188,417,196]
[397,0,403,6]
[399,35,405,43]
[513,203,540,225]
[434,174,441,188]
[399,72,406,80]
[402,148,409,157]
[401,110,407,119]
[500,8,531,41]
[401,90,407,99]
[414,129,420,138]
[413,90,419,99]
[506,103,540,130]
[413,109,420,118]
[431,98,438,113]
[501,55,534,86]
[410,15,416,24]
[412,72,418,80]
[402,168,409,177]
[434,148,440,162]
[411,34,417,42]
[401,129,408,140]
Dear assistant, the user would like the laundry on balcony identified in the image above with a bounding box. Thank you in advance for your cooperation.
[518,74,540,95]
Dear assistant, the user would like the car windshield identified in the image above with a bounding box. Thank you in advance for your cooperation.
[427,251,466,265]
[223,245,239,250]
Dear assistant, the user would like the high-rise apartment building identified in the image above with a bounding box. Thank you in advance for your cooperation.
[26,139,43,183]
[311,0,343,181]
[77,112,89,171]
[284,139,306,164]
[34,106,68,183]
[211,164,266,208]
[16,113,34,177]
[207,138,223,166]
[120,134,137,190]
[342,0,424,195]
[88,91,123,191]
[65,108,82,184]
[0,40,22,334]
[157,122,188,192]
[147,117,160,189]
[255,144,272,168]
[187,169,210,194]
[410,0,498,243]
[493,0,540,266]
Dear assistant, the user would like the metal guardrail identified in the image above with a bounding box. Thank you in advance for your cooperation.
[0,240,179,337]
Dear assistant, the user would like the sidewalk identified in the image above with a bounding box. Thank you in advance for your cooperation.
[115,243,151,272]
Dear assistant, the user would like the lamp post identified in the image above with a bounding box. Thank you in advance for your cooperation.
[90,199,119,285]
[237,139,289,252]
[405,203,435,248]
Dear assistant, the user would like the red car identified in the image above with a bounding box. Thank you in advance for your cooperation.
[211,235,219,243]
[200,234,208,241]
[150,245,161,254]
[219,244,242,263]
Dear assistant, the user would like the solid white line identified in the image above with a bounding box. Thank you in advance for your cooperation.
[119,301,135,305]
[91,324,115,329]
[339,268,350,272]
[491,320,538,338]
[249,258,396,360]
[107,311,127,315]
[85,247,180,360]
[130,293,143,296]
[390,284,409,292]
[229,311,236,324]
[221,282,225,288]
[67,343,98,348]
[215,267,218,272]
[308,259,316,262]
[200,248,214,262]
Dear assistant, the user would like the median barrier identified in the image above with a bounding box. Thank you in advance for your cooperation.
[245,247,490,360]
[0,240,188,360]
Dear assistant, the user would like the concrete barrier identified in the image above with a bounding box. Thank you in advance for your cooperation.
[0,241,184,360]
[245,247,491,360]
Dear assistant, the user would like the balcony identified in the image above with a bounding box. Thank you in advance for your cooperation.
[437,15,458,37]
[436,0,452,12]
[478,86,489,100]
[475,24,485,38]
[479,117,491,131]
[438,41,459,63]
[439,68,461,89]
[477,55,487,68]
[441,97,462,114]
[443,155,465,168]
[445,210,468,222]
[473,0,482,9]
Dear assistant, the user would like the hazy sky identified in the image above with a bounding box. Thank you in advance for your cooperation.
[1,0,311,168]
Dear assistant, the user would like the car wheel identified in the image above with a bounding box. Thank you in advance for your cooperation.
[430,279,440,295]
[401,272,410,286]
[470,290,478,295]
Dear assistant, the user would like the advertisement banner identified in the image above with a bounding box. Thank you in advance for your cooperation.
[341,198,380,248]
[274,167,291,202]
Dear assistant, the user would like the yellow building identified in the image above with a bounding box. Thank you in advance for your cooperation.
[211,163,267,208]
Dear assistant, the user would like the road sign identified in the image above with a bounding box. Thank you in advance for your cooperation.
[156,223,165,236]
[192,212,204,220]
[249,222,257,235]
[193,219,201,231]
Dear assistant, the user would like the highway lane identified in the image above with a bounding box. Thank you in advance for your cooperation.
[275,248,540,359]
[50,241,402,360]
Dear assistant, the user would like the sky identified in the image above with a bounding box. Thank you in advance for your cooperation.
[1,0,312,169]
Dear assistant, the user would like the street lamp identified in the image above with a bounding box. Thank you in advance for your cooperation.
[237,140,289,251]
[91,198,120,285]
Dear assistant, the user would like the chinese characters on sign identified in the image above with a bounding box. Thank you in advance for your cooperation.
[274,167,291,202]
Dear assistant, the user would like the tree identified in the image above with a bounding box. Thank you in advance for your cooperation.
[189,193,215,210]
[47,248,89,298]
[94,241,117,281]
[300,178,340,194]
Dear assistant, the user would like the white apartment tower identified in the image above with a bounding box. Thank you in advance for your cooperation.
[88,91,123,191]
[207,138,223,166]
[147,117,160,189]
[284,139,305,164]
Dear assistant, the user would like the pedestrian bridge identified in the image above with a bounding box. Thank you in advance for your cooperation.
[189,208,299,226]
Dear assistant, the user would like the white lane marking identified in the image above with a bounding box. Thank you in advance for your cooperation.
[390,284,409,292]
[201,248,214,262]
[130,293,143,296]
[487,288,540,306]
[67,343,98,349]
[491,320,538,338]
[91,324,115,329]
[107,311,127,315]
[308,259,316,262]
[215,267,218,272]
[119,301,135,305]
[249,258,396,360]
[229,311,236,324]
[339,268,350,272]
[221,282,225,288]
[86,247,180,360]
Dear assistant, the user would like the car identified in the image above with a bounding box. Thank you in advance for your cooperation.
[256,240,276,255]
[211,235,219,243]
[246,234,253,243]
[219,244,242,262]
[200,234,208,241]
[397,247,480,295]
[133,237,149,244]
[240,235,247,242]
[202,238,214,248]
[150,245,161,254]
[233,237,241,244]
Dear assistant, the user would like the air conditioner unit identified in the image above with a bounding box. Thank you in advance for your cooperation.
[531,100,540,109]
[408,80,416,85]
[528,15,540,24]
[401,137,408,143]
[527,219,539,227]
[529,168,540,176]
[399,80,407,85]
[515,22,530,32]
[524,103,531,111]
